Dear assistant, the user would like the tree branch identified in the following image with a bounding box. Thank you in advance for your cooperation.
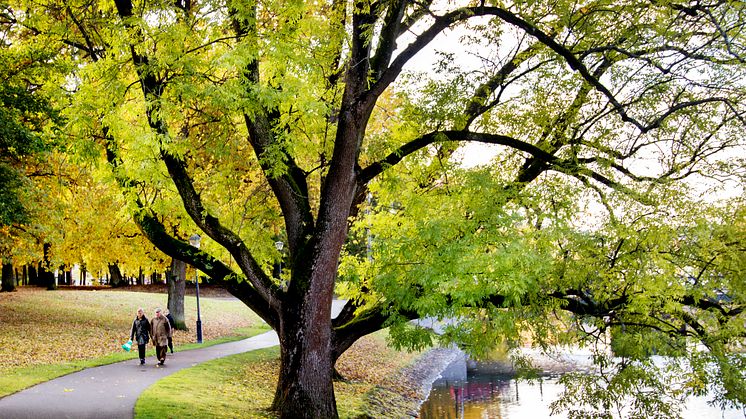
[332,284,742,362]
[64,4,101,61]
[369,0,407,81]
[460,42,543,129]
[100,125,281,327]
[114,0,282,310]
[134,208,280,327]
[231,9,315,255]
[358,130,554,184]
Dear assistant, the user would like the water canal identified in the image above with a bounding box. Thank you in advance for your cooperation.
[419,355,744,419]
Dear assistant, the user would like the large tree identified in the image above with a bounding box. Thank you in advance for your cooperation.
[10,0,746,417]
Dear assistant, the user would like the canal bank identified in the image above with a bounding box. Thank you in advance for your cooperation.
[360,347,463,418]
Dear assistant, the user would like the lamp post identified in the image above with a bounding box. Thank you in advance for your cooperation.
[189,234,203,344]
[274,241,284,288]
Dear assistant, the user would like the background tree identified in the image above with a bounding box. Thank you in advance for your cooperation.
[167,257,188,330]
[0,4,64,292]
[9,0,746,417]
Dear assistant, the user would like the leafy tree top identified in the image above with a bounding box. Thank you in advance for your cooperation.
[7,0,746,416]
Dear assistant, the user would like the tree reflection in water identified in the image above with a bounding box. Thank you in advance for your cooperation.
[419,360,743,419]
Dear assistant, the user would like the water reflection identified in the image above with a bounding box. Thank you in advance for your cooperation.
[419,357,743,419]
[419,373,564,419]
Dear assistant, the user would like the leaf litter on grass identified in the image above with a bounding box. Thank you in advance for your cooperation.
[0,287,262,372]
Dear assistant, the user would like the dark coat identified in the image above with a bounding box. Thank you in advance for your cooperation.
[166,313,175,337]
[130,316,150,345]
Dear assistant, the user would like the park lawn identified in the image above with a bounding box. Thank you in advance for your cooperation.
[0,286,270,397]
[136,331,423,418]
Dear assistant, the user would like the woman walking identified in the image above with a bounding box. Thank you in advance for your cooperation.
[150,308,172,366]
[130,308,150,365]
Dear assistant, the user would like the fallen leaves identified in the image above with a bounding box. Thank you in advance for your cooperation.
[0,287,261,372]
[336,332,419,388]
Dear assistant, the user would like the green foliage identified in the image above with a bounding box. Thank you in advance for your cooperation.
[551,360,687,419]
[0,60,60,228]
[610,326,687,359]
[0,85,55,156]
[0,163,29,225]
[5,0,746,416]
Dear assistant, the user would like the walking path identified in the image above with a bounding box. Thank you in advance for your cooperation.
[0,331,280,419]
[0,301,348,419]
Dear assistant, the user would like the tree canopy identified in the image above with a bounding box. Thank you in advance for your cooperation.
[0,13,60,227]
[0,1,176,286]
[5,0,746,417]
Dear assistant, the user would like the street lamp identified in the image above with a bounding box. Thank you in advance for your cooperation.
[189,234,203,344]
[274,241,284,288]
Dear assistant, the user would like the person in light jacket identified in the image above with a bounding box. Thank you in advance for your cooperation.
[130,308,150,365]
[150,308,172,366]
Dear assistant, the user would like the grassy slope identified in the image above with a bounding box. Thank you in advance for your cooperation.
[0,287,269,397]
[135,331,424,419]
[1,287,430,417]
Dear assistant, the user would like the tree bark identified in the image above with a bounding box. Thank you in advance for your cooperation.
[151,271,163,284]
[27,264,38,285]
[108,263,124,287]
[272,286,337,419]
[58,265,71,286]
[167,258,188,330]
[1,258,15,292]
[41,244,55,290]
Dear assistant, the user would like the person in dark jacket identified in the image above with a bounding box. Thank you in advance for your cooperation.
[165,310,175,353]
[130,308,150,365]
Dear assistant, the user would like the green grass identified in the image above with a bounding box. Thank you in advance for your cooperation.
[0,325,270,398]
[135,331,422,419]
[1,288,425,417]
[136,347,281,419]
[135,348,376,419]
[0,287,269,397]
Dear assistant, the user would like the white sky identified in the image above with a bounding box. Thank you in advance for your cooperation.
[388,4,743,209]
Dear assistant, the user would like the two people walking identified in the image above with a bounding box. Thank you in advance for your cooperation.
[130,307,173,366]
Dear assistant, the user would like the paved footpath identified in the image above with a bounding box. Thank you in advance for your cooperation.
[0,331,279,419]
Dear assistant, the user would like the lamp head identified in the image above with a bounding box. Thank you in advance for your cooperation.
[189,234,201,248]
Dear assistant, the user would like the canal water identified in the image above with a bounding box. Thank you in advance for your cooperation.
[419,355,744,419]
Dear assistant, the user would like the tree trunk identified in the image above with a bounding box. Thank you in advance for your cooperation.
[272,306,337,418]
[28,264,38,285]
[41,244,56,290]
[151,271,163,284]
[167,258,188,330]
[137,267,144,285]
[272,266,338,418]
[58,265,70,285]
[109,263,124,287]
[1,258,15,292]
